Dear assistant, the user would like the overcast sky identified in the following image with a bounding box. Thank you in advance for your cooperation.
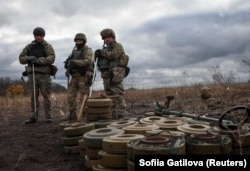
[1,0,250,89]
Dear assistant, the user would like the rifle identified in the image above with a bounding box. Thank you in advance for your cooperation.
[64,46,76,89]
[63,59,70,89]
[32,63,37,114]
[66,74,70,89]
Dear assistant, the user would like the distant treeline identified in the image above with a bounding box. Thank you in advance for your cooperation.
[0,77,66,96]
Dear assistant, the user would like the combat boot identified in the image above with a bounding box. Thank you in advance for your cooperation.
[45,119,52,123]
[45,118,52,123]
[45,113,52,123]
[25,117,36,124]
[112,112,119,120]
[67,111,77,121]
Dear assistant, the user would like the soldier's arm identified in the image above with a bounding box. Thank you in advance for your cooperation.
[74,48,93,67]
[36,43,56,65]
[19,45,30,65]
[101,43,124,60]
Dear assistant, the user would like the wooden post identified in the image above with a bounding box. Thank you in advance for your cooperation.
[77,95,88,121]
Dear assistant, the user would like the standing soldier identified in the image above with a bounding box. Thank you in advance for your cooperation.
[64,33,94,120]
[95,28,127,119]
[19,27,56,124]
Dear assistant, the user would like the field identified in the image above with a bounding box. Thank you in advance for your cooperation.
[0,83,250,171]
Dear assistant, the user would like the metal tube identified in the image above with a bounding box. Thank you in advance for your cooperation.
[32,64,36,113]
[167,110,219,122]
[89,57,98,97]
[67,74,70,89]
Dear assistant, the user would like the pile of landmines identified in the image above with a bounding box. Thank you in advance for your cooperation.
[59,99,250,170]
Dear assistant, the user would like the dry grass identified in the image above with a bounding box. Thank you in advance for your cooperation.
[1,83,250,115]
[0,83,250,129]
[0,83,250,157]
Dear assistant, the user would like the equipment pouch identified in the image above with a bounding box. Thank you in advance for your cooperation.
[22,66,29,76]
[85,70,93,85]
[124,66,130,78]
[119,54,129,67]
[101,70,110,78]
[111,66,125,84]
[50,65,58,78]
[97,57,109,70]
[22,71,28,77]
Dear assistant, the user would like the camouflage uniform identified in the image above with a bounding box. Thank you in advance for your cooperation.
[19,36,55,122]
[96,29,126,118]
[65,33,94,120]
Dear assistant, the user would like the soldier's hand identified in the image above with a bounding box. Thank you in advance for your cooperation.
[27,56,36,61]
[65,70,70,77]
[27,56,37,64]
[94,49,102,58]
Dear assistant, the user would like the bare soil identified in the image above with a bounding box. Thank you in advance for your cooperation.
[1,90,250,171]
[0,106,84,171]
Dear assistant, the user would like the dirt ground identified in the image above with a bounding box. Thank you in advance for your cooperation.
[0,95,250,171]
[0,106,85,171]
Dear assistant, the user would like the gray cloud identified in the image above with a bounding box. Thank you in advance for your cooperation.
[128,9,250,73]
[1,0,250,88]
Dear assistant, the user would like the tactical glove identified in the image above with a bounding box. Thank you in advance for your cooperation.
[64,60,68,69]
[27,56,37,64]
[65,70,70,77]
[94,49,102,58]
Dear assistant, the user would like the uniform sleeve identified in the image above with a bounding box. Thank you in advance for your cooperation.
[19,44,30,65]
[36,42,56,65]
[74,47,93,68]
[101,43,124,60]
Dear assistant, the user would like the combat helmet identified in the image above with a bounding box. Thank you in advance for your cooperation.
[74,33,87,42]
[100,28,115,40]
[33,27,45,36]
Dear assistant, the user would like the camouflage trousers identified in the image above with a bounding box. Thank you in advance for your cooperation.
[102,77,126,117]
[67,75,91,119]
[28,73,52,120]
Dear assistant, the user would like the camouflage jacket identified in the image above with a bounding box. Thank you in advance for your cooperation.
[97,41,125,70]
[65,45,93,76]
[19,40,56,74]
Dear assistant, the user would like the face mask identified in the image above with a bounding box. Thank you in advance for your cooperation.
[76,43,84,49]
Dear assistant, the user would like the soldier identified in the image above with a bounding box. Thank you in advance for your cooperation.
[19,27,56,124]
[64,33,94,120]
[95,28,127,119]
